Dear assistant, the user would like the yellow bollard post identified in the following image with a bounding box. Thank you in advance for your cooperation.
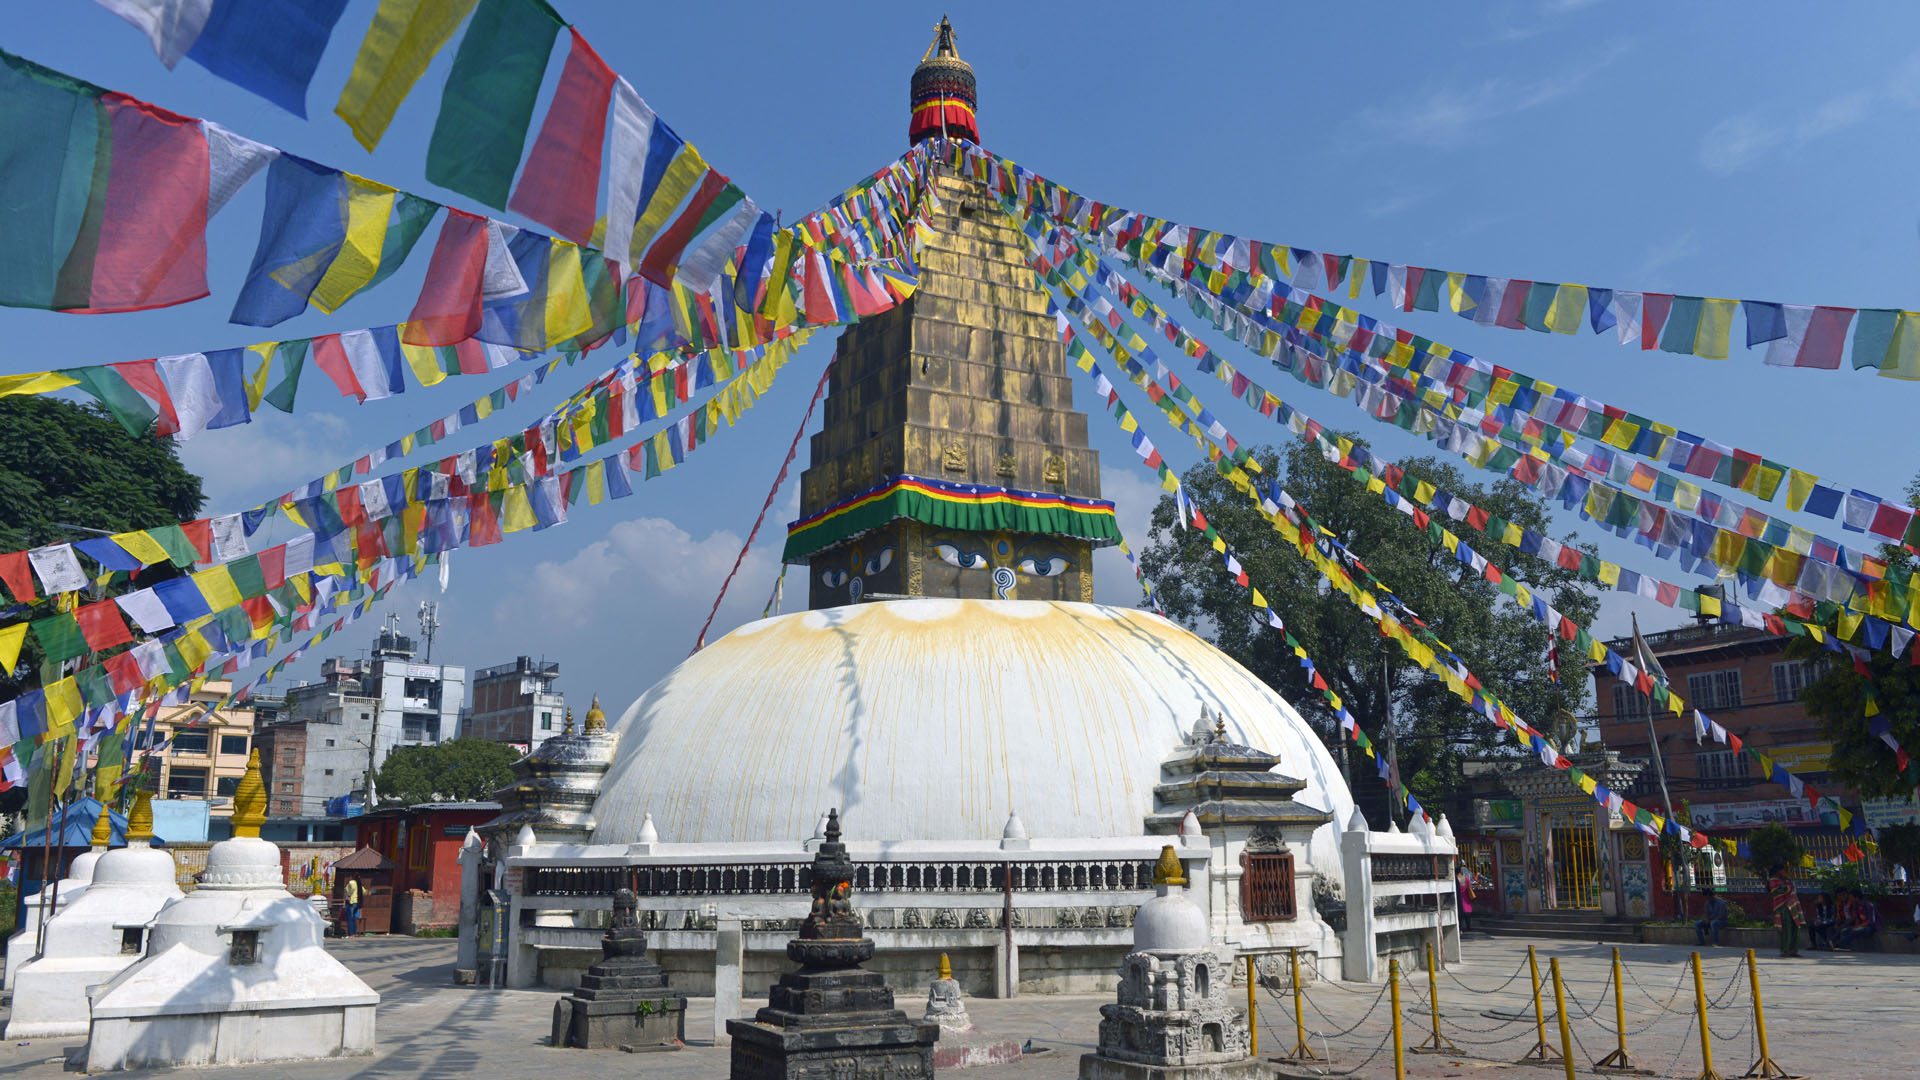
[1245,954,1258,1058]
[1593,945,1645,1073]
[1390,958,1406,1080]
[1284,947,1318,1061]
[1691,951,1724,1080]
[1742,948,1799,1079]
[1412,940,1459,1053]
[1549,957,1577,1080]
[1519,943,1563,1064]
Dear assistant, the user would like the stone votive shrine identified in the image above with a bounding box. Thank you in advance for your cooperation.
[552,886,687,1049]
[1078,846,1263,1080]
[925,953,1023,1070]
[727,809,938,1080]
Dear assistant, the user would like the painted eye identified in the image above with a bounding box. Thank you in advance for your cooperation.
[863,548,894,576]
[821,569,849,588]
[935,544,987,570]
[1017,556,1070,577]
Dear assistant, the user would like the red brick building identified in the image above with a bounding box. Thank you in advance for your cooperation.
[353,802,499,932]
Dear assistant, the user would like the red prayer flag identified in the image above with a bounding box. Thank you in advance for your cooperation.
[0,551,34,602]
[75,599,134,651]
[256,545,286,590]
[453,337,490,375]
[1641,294,1674,349]
[1796,306,1855,369]
[404,209,491,346]
[309,334,366,400]
[72,94,211,314]
[179,518,212,562]
[1495,281,1530,328]
[105,650,145,695]
[112,359,180,436]
[638,169,730,287]
[506,29,614,244]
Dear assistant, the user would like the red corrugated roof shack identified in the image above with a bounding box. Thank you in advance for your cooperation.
[353,802,498,933]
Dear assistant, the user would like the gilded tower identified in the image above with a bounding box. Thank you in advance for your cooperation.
[781,20,1117,610]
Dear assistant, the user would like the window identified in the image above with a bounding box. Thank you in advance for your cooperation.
[1696,750,1751,789]
[167,767,208,797]
[219,734,249,756]
[280,782,294,793]
[360,712,370,721]
[1771,661,1822,703]
[171,731,210,754]
[324,769,334,776]
[216,776,240,798]
[325,739,336,747]
[1239,851,1297,922]
[275,799,297,815]
[1686,670,1743,712]
[540,712,553,731]
[1611,683,1652,723]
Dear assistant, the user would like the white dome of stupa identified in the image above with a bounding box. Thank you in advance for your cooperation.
[592,600,1354,870]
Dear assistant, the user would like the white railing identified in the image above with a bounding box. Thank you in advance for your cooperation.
[1339,811,1458,983]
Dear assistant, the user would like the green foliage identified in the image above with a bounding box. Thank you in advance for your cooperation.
[1139,437,1599,819]
[373,738,519,807]
[1744,823,1803,876]
[0,397,204,694]
[1788,470,1920,799]
[1807,859,1881,899]
[1875,821,1920,879]
[0,883,14,939]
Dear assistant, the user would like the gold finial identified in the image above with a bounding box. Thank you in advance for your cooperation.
[583,694,606,734]
[231,749,266,838]
[89,804,114,848]
[921,15,960,61]
[1152,844,1186,887]
[938,953,952,981]
[127,790,155,843]
[561,708,575,735]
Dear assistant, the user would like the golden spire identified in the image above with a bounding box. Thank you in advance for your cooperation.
[583,694,606,734]
[562,708,575,735]
[126,790,155,843]
[231,749,266,838]
[921,15,960,61]
[938,953,952,981]
[1152,844,1186,887]
[89,804,114,848]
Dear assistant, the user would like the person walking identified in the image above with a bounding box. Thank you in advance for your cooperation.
[1766,865,1803,958]
[1695,887,1729,947]
[1456,864,1474,934]
[344,876,363,937]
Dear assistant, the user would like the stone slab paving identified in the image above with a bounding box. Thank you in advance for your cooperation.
[0,934,1908,1078]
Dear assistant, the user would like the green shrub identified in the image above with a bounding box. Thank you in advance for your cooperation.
[1744,824,1803,877]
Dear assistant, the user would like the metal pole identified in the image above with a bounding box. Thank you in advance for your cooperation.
[1634,615,1686,912]
[1413,940,1458,1053]
[1594,945,1641,1072]
[1002,859,1014,999]
[1245,954,1257,1057]
[1286,947,1317,1061]
[1521,944,1561,1063]
[1691,951,1723,1080]
[1383,647,1399,829]
[1550,957,1577,1080]
[1744,948,1798,1079]
[1389,958,1405,1080]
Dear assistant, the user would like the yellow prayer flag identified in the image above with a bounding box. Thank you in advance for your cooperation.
[109,530,170,568]
[244,342,277,410]
[1347,259,1366,299]
[192,565,243,611]
[401,339,449,387]
[1546,284,1588,334]
[335,0,481,150]
[500,487,537,533]
[544,239,594,347]
[308,177,396,312]
[1692,298,1737,360]
[1413,480,1436,504]
[1598,561,1622,587]
[586,460,607,505]
[0,623,25,673]
[0,371,79,398]
[44,675,83,735]
[1445,272,1474,313]
[175,626,213,673]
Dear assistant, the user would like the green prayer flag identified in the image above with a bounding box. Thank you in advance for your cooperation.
[63,365,157,436]
[146,524,200,567]
[31,612,87,664]
[228,554,267,599]
[1660,296,1704,354]
[258,340,309,413]
[423,0,565,208]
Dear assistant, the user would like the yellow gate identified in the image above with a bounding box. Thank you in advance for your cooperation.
[1548,810,1598,910]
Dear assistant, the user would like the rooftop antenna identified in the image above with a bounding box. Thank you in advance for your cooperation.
[418,600,441,663]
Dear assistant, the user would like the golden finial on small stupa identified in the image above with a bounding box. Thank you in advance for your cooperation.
[89,804,114,849]
[231,749,266,838]
[561,708,575,735]
[583,694,606,734]
[938,953,952,981]
[1152,844,1186,887]
[126,790,155,843]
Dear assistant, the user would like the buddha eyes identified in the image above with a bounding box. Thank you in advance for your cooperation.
[821,569,850,588]
[935,543,987,570]
[863,548,894,575]
[1017,556,1070,577]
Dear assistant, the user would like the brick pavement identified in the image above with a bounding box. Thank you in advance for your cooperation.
[0,933,1908,1078]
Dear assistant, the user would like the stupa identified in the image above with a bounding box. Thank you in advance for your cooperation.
[5,791,179,1040]
[482,696,617,846]
[1079,847,1263,1080]
[3,803,117,992]
[551,886,687,1049]
[727,810,939,1080]
[84,751,380,1070]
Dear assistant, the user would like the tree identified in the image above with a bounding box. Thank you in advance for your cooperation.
[1745,822,1802,876]
[373,738,519,807]
[1790,469,1920,799]
[1140,436,1600,823]
[1877,821,1920,880]
[0,397,204,694]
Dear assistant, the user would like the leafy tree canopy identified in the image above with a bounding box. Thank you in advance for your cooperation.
[0,397,204,694]
[373,738,519,807]
[1140,436,1599,823]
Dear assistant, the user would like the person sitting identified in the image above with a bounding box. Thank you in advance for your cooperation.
[1809,893,1837,950]
[1695,887,1729,947]
[1836,893,1881,950]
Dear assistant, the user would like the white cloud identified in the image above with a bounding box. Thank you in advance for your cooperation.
[1629,229,1700,287]
[1359,40,1627,149]
[176,412,355,511]
[1699,89,1875,174]
[1364,191,1428,220]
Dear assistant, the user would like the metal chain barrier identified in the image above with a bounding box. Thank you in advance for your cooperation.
[1439,953,1531,996]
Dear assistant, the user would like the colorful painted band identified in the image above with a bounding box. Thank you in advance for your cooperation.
[783,474,1118,562]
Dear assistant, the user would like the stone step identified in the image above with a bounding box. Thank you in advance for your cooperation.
[1472,916,1640,943]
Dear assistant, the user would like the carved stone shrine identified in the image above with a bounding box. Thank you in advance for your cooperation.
[552,886,686,1050]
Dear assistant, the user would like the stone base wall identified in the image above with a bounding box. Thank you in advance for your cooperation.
[396,889,456,934]
[532,942,1128,997]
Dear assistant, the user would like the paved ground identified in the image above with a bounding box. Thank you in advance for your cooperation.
[0,933,1910,1078]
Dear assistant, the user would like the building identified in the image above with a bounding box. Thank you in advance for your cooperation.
[457,25,1461,1005]
[138,679,257,819]
[257,620,466,816]
[355,802,500,933]
[462,656,566,752]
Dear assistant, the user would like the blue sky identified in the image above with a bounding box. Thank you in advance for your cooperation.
[5,2,1918,720]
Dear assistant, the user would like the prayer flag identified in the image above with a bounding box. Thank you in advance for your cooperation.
[103,0,351,117]
[507,28,612,243]
[0,52,210,313]
[638,170,733,286]
[424,0,564,209]
[404,208,491,345]
[335,0,480,150]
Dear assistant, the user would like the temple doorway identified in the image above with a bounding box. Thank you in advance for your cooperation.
[1548,811,1598,910]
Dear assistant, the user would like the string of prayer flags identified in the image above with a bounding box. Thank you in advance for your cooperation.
[96,0,351,118]
[0,50,210,314]
[230,154,440,326]
[335,0,481,150]
[507,28,614,244]
[424,0,564,209]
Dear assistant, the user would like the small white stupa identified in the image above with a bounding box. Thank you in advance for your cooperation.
[3,804,114,992]
[85,750,379,1071]
[6,790,181,1040]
